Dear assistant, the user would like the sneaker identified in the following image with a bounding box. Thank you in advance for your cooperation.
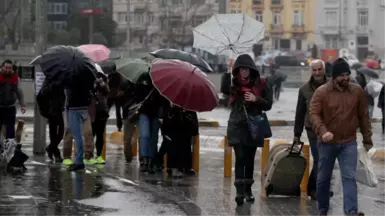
[84,158,97,165]
[68,163,85,171]
[96,156,105,164]
[62,158,73,166]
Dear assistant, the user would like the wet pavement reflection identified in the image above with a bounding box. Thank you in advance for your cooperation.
[1,143,384,216]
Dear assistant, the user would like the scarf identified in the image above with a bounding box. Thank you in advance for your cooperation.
[228,73,262,105]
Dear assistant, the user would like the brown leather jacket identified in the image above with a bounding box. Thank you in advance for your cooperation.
[309,80,372,145]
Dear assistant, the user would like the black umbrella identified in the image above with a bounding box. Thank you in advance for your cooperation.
[357,67,379,79]
[149,49,214,73]
[39,45,97,86]
[98,59,117,75]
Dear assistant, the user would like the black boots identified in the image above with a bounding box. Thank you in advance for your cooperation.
[140,157,149,172]
[245,179,255,202]
[234,179,245,205]
[139,157,155,174]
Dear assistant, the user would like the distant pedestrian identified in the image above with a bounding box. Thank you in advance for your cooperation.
[309,58,372,216]
[226,54,273,205]
[378,84,385,137]
[107,72,123,132]
[293,59,331,200]
[0,59,26,139]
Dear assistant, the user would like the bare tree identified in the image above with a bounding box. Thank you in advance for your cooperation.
[0,0,22,49]
[159,0,213,50]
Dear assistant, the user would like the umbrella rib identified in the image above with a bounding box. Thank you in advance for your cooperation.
[193,29,228,47]
[234,14,246,45]
[236,27,265,48]
[213,14,233,45]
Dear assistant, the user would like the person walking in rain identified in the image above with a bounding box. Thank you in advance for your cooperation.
[293,59,332,200]
[309,58,373,216]
[226,54,273,205]
[0,59,26,139]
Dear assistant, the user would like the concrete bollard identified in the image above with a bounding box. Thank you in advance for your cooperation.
[300,144,310,193]
[192,135,200,173]
[223,136,232,177]
[260,139,270,172]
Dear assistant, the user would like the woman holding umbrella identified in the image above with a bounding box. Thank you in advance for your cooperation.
[227,54,273,205]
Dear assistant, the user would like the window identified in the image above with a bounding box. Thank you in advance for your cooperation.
[49,21,67,30]
[325,36,338,48]
[272,0,281,4]
[325,11,337,26]
[357,10,368,26]
[272,12,281,25]
[48,3,68,15]
[133,13,144,24]
[253,0,262,4]
[293,10,304,26]
[296,39,302,50]
[272,38,279,49]
[255,12,263,22]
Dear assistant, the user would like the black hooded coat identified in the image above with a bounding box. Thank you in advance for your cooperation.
[226,54,273,146]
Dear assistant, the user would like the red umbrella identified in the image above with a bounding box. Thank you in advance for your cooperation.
[150,59,219,112]
[77,44,110,62]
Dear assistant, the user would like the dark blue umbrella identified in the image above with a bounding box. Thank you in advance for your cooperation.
[39,45,97,86]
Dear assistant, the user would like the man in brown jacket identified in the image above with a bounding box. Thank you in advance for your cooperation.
[309,58,373,216]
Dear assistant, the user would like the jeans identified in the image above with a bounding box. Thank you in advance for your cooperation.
[368,105,374,119]
[317,140,358,214]
[306,129,319,194]
[138,114,160,158]
[0,106,16,139]
[68,109,89,164]
[233,144,258,179]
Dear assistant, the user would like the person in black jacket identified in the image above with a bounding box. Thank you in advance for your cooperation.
[226,54,273,205]
[38,79,65,162]
[65,67,96,171]
[135,73,167,173]
[379,84,385,136]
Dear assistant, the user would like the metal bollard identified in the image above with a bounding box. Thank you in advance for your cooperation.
[300,144,310,193]
[132,127,138,157]
[192,135,200,173]
[223,136,232,177]
[260,139,270,172]
[101,129,107,160]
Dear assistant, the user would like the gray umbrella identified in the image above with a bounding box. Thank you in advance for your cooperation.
[357,67,379,79]
[351,62,364,70]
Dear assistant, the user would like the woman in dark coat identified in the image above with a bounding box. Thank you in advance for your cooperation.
[227,54,273,205]
[38,79,65,162]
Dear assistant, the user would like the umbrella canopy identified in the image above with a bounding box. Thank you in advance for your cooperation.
[98,59,116,75]
[40,45,96,86]
[366,60,380,69]
[77,44,111,62]
[351,62,364,70]
[150,59,219,112]
[357,67,379,79]
[115,58,150,83]
[193,13,265,56]
[149,49,213,73]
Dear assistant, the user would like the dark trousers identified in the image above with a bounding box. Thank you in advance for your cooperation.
[155,138,169,166]
[382,108,384,134]
[167,136,192,169]
[92,118,107,157]
[306,128,319,194]
[0,106,16,139]
[47,114,64,149]
[274,83,282,100]
[233,144,258,179]
[107,98,122,131]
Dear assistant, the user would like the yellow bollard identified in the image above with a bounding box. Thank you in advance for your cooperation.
[223,136,232,177]
[260,139,270,172]
[192,135,200,173]
[132,127,138,157]
[300,144,310,193]
[101,129,107,160]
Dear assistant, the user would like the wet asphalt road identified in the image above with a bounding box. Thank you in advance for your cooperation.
[1,134,385,216]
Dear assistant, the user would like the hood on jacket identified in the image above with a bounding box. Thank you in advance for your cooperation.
[232,54,260,80]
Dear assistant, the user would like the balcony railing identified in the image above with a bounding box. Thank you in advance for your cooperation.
[292,24,305,33]
[270,0,283,10]
[270,24,283,34]
[356,25,368,34]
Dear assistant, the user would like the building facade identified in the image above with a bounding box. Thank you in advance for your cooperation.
[227,0,315,52]
[112,0,220,52]
[315,0,385,60]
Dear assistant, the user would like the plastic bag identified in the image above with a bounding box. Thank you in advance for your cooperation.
[356,147,378,187]
[0,138,17,168]
[365,80,383,98]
